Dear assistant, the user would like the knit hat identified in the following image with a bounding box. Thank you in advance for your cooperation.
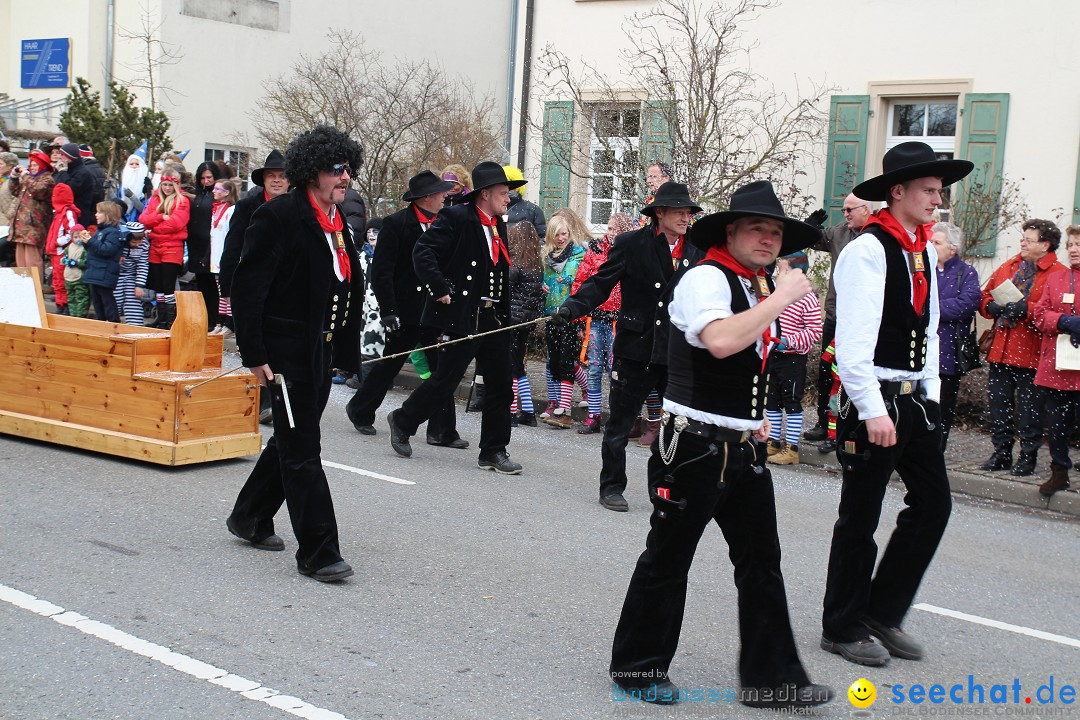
[78,144,94,158]
[124,221,145,234]
[0,151,18,167]
[59,143,81,160]
[71,224,86,233]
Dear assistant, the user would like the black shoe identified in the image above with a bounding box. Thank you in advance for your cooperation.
[803,423,828,442]
[226,516,285,551]
[515,411,538,427]
[980,449,1013,471]
[297,560,354,583]
[819,635,890,666]
[863,617,924,660]
[346,406,376,435]
[818,438,837,453]
[477,451,522,475]
[428,435,469,449]
[1011,453,1037,477]
[599,493,629,512]
[387,410,412,458]
[741,683,834,709]
[259,407,273,425]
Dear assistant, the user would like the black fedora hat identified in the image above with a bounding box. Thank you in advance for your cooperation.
[251,149,285,187]
[401,170,458,201]
[461,161,526,202]
[640,182,703,217]
[853,141,973,201]
[690,180,821,256]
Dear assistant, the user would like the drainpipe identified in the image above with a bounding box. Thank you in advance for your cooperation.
[515,0,534,170]
[104,0,115,109]
[504,0,520,162]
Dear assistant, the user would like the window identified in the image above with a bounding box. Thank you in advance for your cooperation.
[887,98,959,219]
[586,104,640,231]
[204,145,252,183]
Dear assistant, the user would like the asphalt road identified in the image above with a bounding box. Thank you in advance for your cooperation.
[2,382,1078,720]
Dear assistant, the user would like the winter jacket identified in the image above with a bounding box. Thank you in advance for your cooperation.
[1033,266,1080,391]
[140,193,191,265]
[54,157,96,223]
[118,235,150,288]
[45,183,81,257]
[543,243,586,315]
[0,175,18,229]
[341,188,367,239]
[186,186,216,273]
[82,224,125,288]
[83,157,107,207]
[571,236,621,316]
[64,239,87,283]
[11,170,55,248]
[980,252,1066,369]
[935,255,981,377]
[506,192,546,239]
[509,266,544,324]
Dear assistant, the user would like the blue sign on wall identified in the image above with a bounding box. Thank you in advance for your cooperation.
[21,38,71,89]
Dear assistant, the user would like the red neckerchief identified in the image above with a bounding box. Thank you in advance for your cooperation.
[476,207,511,266]
[413,204,437,227]
[211,201,230,229]
[263,190,271,202]
[702,244,777,372]
[307,190,351,282]
[862,208,930,315]
[656,227,685,267]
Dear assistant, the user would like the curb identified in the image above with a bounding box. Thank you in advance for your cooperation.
[796,444,1080,518]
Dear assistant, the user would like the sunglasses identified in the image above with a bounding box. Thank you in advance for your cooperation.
[328,163,352,177]
[841,205,867,214]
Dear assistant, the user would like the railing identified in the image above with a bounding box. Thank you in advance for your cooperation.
[0,94,69,128]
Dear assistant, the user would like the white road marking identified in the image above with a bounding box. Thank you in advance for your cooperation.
[915,603,1080,649]
[323,459,415,485]
[0,583,353,720]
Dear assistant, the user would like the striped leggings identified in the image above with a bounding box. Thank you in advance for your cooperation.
[113,271,144,326]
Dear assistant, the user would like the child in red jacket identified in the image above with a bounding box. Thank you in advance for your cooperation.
[45,183,80,314]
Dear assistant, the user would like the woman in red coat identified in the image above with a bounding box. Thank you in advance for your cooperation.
[139,174,190,328]
[1032,225,1080,496]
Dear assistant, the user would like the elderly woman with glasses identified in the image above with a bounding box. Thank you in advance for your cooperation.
[979,220,1067,475]
[929,221,981,450]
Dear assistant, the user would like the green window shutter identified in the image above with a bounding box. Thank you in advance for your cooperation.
[822,95,870,225]
[957,93,1010,256]
[640,100,672,168]
[539,100,574,218]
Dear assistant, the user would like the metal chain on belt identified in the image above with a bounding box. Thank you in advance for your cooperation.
[658,411,689,464]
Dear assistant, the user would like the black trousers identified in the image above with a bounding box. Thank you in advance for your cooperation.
[345,324,456,439]
[766,352,807,414]
[195,271,219,329]
[940,374,960,451]
[610,428,811,691]
[822,393,952,642]
[89,283,120,323]
[545,322,579,381]
[229,375,344,571]
[987,362,1046,456]
[396,308,513,455]
[601,357,666,498]
[510,324,533,377]
[1044,388,1080,469]
[815,318,836,427]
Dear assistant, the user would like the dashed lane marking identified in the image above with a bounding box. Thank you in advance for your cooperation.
[915,603,1080,649]
[323,459,415,485]
[0,583,354,720]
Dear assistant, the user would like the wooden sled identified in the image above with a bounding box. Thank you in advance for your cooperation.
[0,268,261,465]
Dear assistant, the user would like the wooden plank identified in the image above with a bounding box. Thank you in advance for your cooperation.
[131,337,173,374]
[171,433,263,465]
[170,291,207,372]
[0,335,135,380]
[0,389,175,440]
[0,409,177,464]
[0,369,174,418]
[47,314,167,337]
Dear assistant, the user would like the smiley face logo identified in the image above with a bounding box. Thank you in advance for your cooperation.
[848,677,876,708]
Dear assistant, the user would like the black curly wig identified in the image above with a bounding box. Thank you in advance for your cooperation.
[283,125,364,189]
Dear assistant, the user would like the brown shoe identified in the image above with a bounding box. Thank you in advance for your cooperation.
[628,416,643,439]
[768,442,800,465]
[543,410,572,429]
[1039,464,1071,497]
[766,439,783,457]
[638,419,661,447]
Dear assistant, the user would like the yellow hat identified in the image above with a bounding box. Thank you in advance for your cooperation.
[502,165,525,189]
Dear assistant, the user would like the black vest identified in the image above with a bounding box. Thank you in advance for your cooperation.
[665,262,775,421]
[324,273,352,333]
[864,226,932,372]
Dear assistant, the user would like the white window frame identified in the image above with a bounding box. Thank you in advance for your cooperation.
[585,103,641,234]
[204,144,254,184]
[885,97,958,153]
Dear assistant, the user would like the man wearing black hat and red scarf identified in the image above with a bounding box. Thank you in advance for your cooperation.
[386,162,524,474]
[820,141,973,666]
[608,181,831,710]
[550,182,704,512]
[226,126,364,583]
[346,170,465,449]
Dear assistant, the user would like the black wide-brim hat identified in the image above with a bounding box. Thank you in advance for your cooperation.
[640,182,703,217]
[853,141,974,201]
[460,161,526,202]
[251,148,285,187]
[689,180,822,256]
[402,170,458,201]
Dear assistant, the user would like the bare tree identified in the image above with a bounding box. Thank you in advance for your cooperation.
[951,168,1029,264]
[535,0,832,216]
[252,30,504,215]
[116,1,184,111]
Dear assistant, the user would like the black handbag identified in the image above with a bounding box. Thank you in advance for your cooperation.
[953,265,983,375]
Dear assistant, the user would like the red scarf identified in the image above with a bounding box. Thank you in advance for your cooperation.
[263,190,272,203]
[862,208,930,315]
[211,201,230,229]
[307,190,351,282]
[476,208,511,266]
[656,227,684,267]
[413,204,437,227]
[702,244,778,372]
